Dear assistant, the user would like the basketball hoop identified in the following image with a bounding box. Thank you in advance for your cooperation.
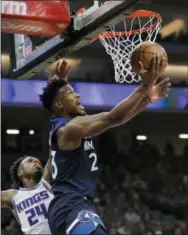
[99,10,162,83]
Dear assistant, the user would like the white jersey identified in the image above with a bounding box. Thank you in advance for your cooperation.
[12,179,54,234]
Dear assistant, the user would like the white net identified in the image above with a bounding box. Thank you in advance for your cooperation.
[99,10,162,83]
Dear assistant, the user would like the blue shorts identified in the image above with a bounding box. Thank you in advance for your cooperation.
[48,195,106,235]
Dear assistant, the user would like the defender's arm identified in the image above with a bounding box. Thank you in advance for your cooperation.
[1,189,16,209]
[46,60,70,83]
[42,158,51,184]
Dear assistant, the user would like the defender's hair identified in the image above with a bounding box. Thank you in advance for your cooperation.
[39,79,67,111]
[9,157,26,188]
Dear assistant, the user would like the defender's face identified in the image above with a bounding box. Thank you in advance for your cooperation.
[19,157,43,177]
[56,84,86,116]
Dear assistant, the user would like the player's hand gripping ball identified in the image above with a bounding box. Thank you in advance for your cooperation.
[130,41,168,85]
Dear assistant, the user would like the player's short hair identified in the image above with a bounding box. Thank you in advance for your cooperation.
[9,156,26,188]
[39,79,67,111]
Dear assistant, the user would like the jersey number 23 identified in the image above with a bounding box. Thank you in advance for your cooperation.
[51,151,98,179]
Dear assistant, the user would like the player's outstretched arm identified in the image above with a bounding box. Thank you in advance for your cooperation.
[110,56,168,124]
[56,56,167,151]
[1,189,16,209]
[57,84,151,150]
[42,158,51,184]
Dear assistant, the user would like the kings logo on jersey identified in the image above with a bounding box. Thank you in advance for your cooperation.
[12,179,54,234]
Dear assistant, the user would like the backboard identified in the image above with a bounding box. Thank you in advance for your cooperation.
[2,0,153,79]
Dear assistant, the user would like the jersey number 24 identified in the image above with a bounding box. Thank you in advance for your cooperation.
[25,203,47,226]
[51,151,98,179]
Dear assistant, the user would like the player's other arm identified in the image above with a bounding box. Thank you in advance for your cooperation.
[123,77,171,123]
[1,189,16,209]
[42,158,51,184]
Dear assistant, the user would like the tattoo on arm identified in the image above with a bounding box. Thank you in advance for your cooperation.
[122,97,149,123]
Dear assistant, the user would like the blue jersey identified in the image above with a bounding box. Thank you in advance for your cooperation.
[49,117,99,200]
[48,117,107,234]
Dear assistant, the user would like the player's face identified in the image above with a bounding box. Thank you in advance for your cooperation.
[19,157,43,178]
[56,84,86,116]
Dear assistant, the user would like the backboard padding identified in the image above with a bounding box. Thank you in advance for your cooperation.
[10,0,153,79]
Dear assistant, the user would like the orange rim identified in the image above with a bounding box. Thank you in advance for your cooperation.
[127,10,162,19]
[99,10,162,38]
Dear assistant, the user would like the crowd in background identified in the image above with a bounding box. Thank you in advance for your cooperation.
[95,134,188,235]
[2,133,188,235]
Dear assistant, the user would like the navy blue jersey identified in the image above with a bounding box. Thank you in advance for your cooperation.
[48,117,107,234]
[49,117,99,199]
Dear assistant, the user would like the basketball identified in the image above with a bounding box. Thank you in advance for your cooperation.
[130,41,168,75]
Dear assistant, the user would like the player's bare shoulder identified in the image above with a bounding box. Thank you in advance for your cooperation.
[56,113,111,151]
[1,189,17,209]
[56,116,87,151]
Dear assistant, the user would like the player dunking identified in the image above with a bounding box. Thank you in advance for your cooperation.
[40,58,170,235]
[1,156,53,234]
